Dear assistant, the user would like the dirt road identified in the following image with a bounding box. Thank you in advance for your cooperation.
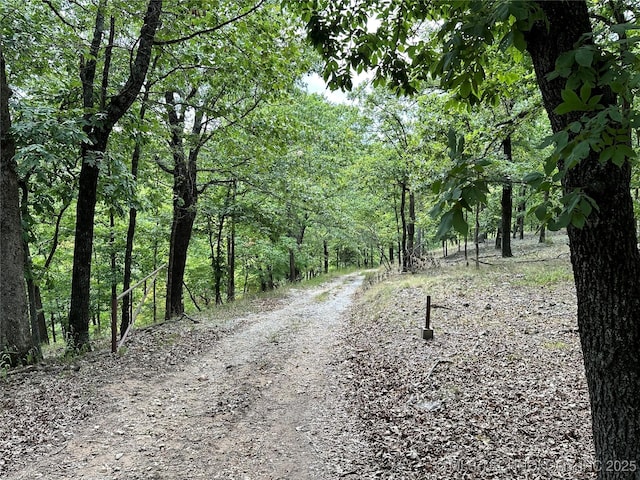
[3,274,366,480]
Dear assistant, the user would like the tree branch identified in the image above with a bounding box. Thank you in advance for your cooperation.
[42,0,78,30]
[154,0,266,46]
[105,0,163,129]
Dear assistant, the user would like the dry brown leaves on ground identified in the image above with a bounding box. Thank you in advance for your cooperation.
[336,237,596,479]
[1,235,597,480]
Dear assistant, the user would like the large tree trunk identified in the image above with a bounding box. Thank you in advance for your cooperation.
[67,0,162,350]
[525,2,640,476]
[166,204,197,318]
[0,48,35,365]
[163,92,200,320]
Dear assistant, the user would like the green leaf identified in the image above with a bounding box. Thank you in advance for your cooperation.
[608,107,623,123]
[544,155,557,175]
[459,79,472,98]
[571,213,586,228]
[580,198,593,218]
[568,121,582,133]
[571,141,591,162]
[534,203,547,221]
[599,146,616,163]
[550,210,572,231]
[512,30,526,51]
[579,83,592,103]
[523,171,544,188]
[436,210,454,239]
[451,207,468,236]
[575,48,594,67]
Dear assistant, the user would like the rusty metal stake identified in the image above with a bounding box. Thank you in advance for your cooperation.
[421,295,434,340]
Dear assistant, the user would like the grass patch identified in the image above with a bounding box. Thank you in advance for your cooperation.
[314,291,330,302]
[543,340,571,350]
[515,262,573,286]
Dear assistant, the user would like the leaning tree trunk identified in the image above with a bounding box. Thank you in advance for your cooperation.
[67,0,162,350]
[0,48,35,365]
[525,2,640,476]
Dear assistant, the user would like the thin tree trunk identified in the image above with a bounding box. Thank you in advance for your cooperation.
[289,249,296,282]
[501,138,513,258]
[407,190,415,270]
[399,182,408,271]
[109,208,117,345]
[525,2,640,475]
[226,228,235,302]
[517,186,526,240]
[324,240,329,274]
[539,190,549,243]
[214,214,225,305]
[226,180,236,303]
[121,72,154,337]
[474,204,480,269]
[19,181,48,345]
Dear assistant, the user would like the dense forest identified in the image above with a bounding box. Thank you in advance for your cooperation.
[1,1,640,478]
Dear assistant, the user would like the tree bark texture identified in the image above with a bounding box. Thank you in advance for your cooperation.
[0,48,34,365]
[164,92,199,319]
[68,0,162,349]
[525,2,640,477]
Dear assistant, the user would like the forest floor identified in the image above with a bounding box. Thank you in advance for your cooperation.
[1,232,596,479]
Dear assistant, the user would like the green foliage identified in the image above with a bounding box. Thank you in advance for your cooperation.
[429,129,490,239]
[290,0,640,236]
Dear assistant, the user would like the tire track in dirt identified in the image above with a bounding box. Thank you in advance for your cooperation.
[5,274,364,480]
